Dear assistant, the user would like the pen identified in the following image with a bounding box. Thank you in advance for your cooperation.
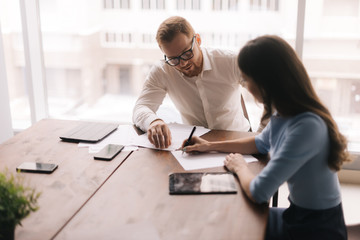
[183,126,196,154]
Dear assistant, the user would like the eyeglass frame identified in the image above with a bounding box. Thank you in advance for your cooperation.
[164,35,196,66]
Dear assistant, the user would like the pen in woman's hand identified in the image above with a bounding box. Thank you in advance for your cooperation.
[182,126,196,154]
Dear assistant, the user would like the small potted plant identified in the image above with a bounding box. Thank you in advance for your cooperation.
[0,170,40,240]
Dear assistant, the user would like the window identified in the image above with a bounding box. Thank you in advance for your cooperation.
[323,0,359,17]
[177,0,201,10]
[0,0,30,130]
[213,0,239,11]
[303,1,360,149]
[142,0,165,10]
[119,0,130,9]
[351,82,360,114]
[201,32,243,49]
[249,0,261,10]
[13,0,360,145]
[1,0,298,129]
[102,32,133,47]
[104,0,130,9]
[102,65,132,95]
[267,0,279,11]
[141,33,157,46]
[119,68,131,94]
[250,0,279,11]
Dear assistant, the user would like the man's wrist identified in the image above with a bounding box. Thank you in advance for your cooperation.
[149,119,164,126]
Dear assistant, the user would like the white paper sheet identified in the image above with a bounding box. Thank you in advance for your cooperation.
[78,125,139,153]
[78,123,210,153]
[132,123,210,151]
[171,151,258,170]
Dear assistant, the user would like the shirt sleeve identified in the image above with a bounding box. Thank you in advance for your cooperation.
[250,115,327,204]
[132,65,167,131]
[254,120,271,154]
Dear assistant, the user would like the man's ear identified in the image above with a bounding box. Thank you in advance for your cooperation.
[195,33,201,46]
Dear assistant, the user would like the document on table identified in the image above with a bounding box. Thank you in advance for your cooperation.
[78,125,139,153]
[78,123,210,153]
[133,123,210,151]
[171,151,258,170]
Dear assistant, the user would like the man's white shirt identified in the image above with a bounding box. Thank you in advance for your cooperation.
[133,47,250,132]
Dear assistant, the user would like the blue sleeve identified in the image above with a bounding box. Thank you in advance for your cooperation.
[250,115,327,204]
[254,120,271,154]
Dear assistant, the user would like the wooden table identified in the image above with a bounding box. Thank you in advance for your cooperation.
[0,119,268,240]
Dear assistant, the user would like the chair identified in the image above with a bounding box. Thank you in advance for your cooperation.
[241,94,252,132]
[272,191,278,207]
[347,223,360,240]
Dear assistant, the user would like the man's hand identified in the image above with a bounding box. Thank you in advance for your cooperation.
[147,119,172,149]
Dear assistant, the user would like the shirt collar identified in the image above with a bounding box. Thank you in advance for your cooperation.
[189,48,211,79]
[201,48,212,73]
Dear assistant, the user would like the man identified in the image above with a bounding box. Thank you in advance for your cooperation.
[133,16,253,149]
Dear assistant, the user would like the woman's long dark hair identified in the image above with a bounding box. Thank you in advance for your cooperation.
[238,35,350,171]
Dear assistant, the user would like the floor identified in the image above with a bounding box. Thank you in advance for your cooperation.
[276,183,360,225]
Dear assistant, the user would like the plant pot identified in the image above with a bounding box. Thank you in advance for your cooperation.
[0,223,15,240]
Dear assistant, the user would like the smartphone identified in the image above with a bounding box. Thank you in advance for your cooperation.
[93,144,124,161]
[16,162,58,174]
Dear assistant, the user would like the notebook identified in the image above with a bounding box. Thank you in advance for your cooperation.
[59,122,119,143]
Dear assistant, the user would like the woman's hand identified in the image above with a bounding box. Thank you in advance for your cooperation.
[224,153,256,202]
[224,153,247,173]
[179,136,211,153]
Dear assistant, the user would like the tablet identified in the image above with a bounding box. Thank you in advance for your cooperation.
[59,122,118,143]
[169,172,237,195]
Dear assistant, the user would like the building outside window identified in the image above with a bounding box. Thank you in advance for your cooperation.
[213,0,239,11]
[250,0,279,11]
[177,0,201,10]
[0,0,359,150]
[142,0,165,10]
[104,0,130,9]
[303,0,360,150]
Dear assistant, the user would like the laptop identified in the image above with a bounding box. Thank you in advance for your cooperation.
[60,122,119,143]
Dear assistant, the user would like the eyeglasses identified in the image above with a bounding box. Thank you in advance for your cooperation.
[164,35,196,66]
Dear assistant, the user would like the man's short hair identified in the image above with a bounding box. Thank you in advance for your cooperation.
[156,16,195,45]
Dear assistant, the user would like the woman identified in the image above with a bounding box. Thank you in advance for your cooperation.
[182,35,350,239]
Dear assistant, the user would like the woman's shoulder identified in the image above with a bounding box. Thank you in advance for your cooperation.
[289,112,327,133]
[292,112,324,122]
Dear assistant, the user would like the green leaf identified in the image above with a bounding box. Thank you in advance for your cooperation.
[0,169,41,227]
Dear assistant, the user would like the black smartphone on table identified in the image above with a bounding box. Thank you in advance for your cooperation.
[93,144,124,161]
[16,162,58,174]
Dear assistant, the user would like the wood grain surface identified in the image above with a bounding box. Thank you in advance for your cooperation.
[0,119,132,240]
[54,129,269,240]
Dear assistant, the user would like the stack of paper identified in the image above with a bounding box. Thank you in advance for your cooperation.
[78,123,258,170]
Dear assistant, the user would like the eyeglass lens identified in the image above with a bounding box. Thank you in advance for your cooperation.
[166,36,195,66]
